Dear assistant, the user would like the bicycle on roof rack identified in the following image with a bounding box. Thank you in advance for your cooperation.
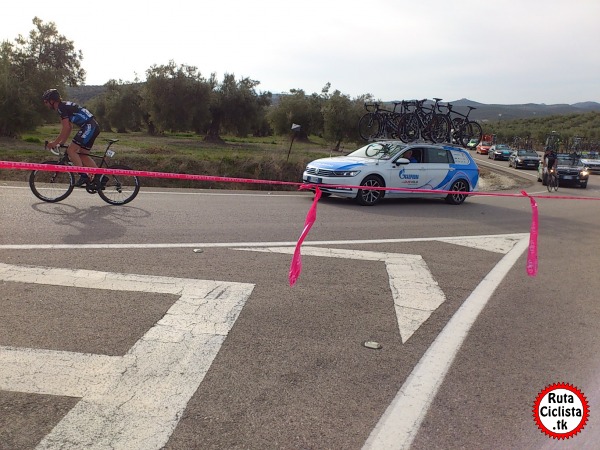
[358,101,407,141]
[29,139,141,205]
[396,98,450,144]
[442,103,483,148]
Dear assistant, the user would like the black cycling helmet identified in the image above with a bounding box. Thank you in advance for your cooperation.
[42,89,61,102]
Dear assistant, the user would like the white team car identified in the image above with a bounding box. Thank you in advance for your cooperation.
[579,152,600,173]
[302,141,479,206]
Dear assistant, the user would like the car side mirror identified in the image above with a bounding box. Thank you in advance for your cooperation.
[395,158,410,165]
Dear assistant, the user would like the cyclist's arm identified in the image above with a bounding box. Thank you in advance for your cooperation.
[48,118,72,148]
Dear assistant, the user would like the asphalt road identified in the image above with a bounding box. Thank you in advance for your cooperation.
[1,159,599,450]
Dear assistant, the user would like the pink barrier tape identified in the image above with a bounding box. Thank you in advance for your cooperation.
[0,161,300,187]
[521,191,539,277]
[3,159,600,285]
[289,187,322,286]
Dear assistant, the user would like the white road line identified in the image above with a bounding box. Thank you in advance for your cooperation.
[0,233,528,250]
[0,263,255,450]
[237,247,446,343]
[362,236,529,450]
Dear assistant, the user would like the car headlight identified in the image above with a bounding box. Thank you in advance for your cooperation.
[332,170,360,177]
[581,170,589,176]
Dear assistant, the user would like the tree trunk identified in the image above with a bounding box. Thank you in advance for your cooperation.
[204,118,225,144]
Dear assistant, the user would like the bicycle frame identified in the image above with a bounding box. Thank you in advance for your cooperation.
[47,139,119,169]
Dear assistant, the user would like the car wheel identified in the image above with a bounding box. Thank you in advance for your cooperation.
[356,175,385,206]
[445,179,469,205]
[580,181,588,189]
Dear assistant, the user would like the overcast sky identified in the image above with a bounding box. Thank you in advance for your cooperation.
[4,0,600,105]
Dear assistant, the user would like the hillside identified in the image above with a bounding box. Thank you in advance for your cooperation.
[447,98,600,122]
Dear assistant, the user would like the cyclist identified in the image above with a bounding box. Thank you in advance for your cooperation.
[543,146,557,181]
[42,88,101,187]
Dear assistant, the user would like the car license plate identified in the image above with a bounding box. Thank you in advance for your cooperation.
[562,175,573,180]
[307,175,322,183]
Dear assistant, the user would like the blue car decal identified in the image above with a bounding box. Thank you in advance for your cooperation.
[398,169,419,180]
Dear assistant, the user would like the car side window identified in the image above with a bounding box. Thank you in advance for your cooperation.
[410,148,423,163]
[424,147,451,163]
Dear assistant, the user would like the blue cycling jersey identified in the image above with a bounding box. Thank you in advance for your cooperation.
[57,101,94,127]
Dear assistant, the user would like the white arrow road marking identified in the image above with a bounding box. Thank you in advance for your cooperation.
[0,263,254,450]
[235,247,444,343]
[363,236,529,450]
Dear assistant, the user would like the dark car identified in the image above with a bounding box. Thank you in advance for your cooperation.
[509,149,541,169]
[488,144,512,160]
[537,153,589,188]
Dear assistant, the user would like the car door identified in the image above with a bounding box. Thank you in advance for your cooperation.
[387,147,428,196]
[421,146,452,191]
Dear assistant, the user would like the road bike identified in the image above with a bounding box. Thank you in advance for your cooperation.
[364,142,393,157]
[29,139,141,205]
[397,98,449,144]
[358,102,406,141]
[443,103,483,148]
[546,167,558,192]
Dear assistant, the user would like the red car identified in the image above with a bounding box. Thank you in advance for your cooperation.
[476,140,492,155]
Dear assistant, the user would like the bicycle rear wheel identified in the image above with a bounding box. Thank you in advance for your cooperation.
[397,113,419,143]
[358,113,381,141]
[97,165,141,205]
[29,161,74,202]
[429,114,450,143]
[459,121,483,147]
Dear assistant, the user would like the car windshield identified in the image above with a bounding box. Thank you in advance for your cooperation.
[582,153,600,160]
[556,153,581,164]
[496,145,510,150]
[517,150,538,156]
[481,141,492,146]
[347,142,406,160]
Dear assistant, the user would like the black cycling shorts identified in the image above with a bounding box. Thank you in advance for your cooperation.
[72,119,100,151]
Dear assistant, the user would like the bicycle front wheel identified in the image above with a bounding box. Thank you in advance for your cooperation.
[358,113,381,141]
[29,161,74,202]
[547,174,558,192]
[97,165,141,205]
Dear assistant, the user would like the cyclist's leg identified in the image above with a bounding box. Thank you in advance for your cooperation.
[70,121,101,184]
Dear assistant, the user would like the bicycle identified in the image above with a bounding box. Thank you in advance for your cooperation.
[29,139,141,205]
[397,98,449,144]
[358,102,405,141]
[546,167,559,192]
[444,103,483,148]
[364,142,393,157]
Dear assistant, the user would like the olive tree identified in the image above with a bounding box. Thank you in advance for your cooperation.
[144,61,211,134]
[0,17,85,136]
[267,88,324,140]
[205,73,272,141]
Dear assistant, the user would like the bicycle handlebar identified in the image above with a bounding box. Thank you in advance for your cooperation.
[44,140,66,156]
